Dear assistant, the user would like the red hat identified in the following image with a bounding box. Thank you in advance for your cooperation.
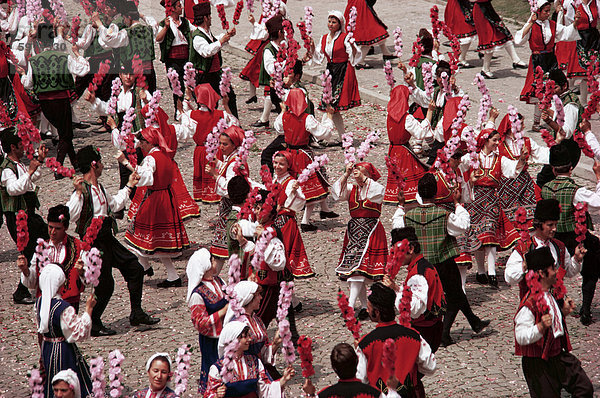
[497,113,511,137]
[194,83,221,112]
[285,88,308,117]
[476,128,497,150]
[223,125,245,147]
[141,125,174,154]
[274,150,293,166]
[442,97,464,141]
[356,162,381,181]
[387,85,410,123]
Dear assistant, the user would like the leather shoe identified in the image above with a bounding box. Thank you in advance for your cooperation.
[320,211,339,219]
[488,275,499,289]
[294,302,303,313]
[130,312,160,326]
[383,54,398,60]
[144,267,154,277]
[441,335,455,347]
[245,95,258,104]
[580,311,592,326]
[73,122,91,129]
[301,223,318,232]
[356,308,369,321]
[14,296,35,305]
[475,273,488,285]
[472,319,491,334]
[157,278,182,288]
[480,70,496,79]
[512,61,528,69]
[91,326,117,337]
[250,120,269,128]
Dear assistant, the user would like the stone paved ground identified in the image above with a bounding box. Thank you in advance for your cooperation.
[1,0,600,396]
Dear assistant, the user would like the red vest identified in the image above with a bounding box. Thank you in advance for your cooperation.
[528,21,556,53]
[149,150,175,190]
[190,109,224,146]
[320,32,350,63]
[466,153,502,188]
[576,1,599,30]
[276,175,295,216]
[0,53,8,79]
[514,292,572,358]
[251,225,283,287]
[405,255,446,327]
[387,115,411,145]
[432,170,460,204]
[348,185,381,218]
[282,112,310,146]
[499,137,532,171]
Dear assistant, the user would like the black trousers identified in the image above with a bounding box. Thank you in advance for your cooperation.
[74,54,116,101]
[89,219,144,327]
[197,71,238,118]
[40,97,76,168]
[260,135,286,173]
[5,210,48,299]
[522,352,593,398]
[257,283,300,340]
[164,57,187,112]
[434,258,479,336]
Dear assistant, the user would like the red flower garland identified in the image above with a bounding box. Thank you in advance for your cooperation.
[258,185,282,221]
[233,0,243,24]
[514,206,530,241]
[259,164,273,190]
[540,128,557,147]
[382,338,396,375]
[573,130,595,158]
[164,0,173,18]
[385,239,409,279]
[238,187,260,220]
[574,202,588,243]
[45,157,76,178]
[398,282,412,328]
[42,9,55,24]
[283,19,300,77]
[0,100,11,126]
[525,270,549,314]
[132,55,147,90]
[586,54,599,93]
[297,335,315,378]
[534,66,545,101]
[337,289,361,339]
[439,21,461,72]
[430,6,440,39]
[385,155,406,191]
[216,4,229,30]
[16,210,29,252]
[88,60,111,96]
[71,16,81,44]
[81,216,104,251]
[408,37,424,68]
[582,90,600,121]
[540,80,555,110]
[297,21,311,51]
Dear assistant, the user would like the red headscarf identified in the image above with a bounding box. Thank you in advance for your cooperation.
[274,150,293,167]
[156,107,178,158]
[387,85,410,124]
[0,42,10,79]
[223,125,245,147]
[497,113,511,137]
[141,125,174,154]
[356,162,381,181]
[476,128,497,150]
[285,88,308,117]
[442,97,464,141]
[194,83,221,112]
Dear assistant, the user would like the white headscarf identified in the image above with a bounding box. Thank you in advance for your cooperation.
[38,264,66,334]
[536,0,551,10]
[51,369,81,398]
[145,352,173,372]
[217,321,247,357]
[186,248,212,303]
[223,281,258,325]
[328,10,346,33]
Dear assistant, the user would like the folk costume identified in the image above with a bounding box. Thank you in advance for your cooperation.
[384,85,431,204]
[36,264,93,398]
[318,379,399,398]
[444,0,477,65]
[541,144,600,325]
[51,370,82,398]
[187,248,228,393]
[514,248,593,397]
[343,0,389,46]
[190,2,238,117]
[205,321,285,398]
[515,2,579,104]
[555,0,587,81]
[131,387,178,398]
[573,0,600,67]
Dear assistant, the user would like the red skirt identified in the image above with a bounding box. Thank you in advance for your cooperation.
[193,145,220,203]
[318,61,361,112]
[383,144,428,204]
[275,212,314,278]
[285,148,329,202]
[473,1,512,51]
[336,218,387,280]
[240,40,269,88]
[556,40,586,78]
[344,0,389,46]
[245,38,264,54]
[125,187,190,255]
[444,0,477,38]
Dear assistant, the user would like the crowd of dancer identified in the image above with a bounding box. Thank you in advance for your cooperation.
[1,0,600,396]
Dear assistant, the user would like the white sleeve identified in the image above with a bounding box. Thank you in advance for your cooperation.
[256,360,282,398]
[405,115,433,140]
[561,103,579,138]
[273,112,284,134]
[1,168,34,196]
[391,206,405,230]
[446,204,470,236]
[563,248,582,278]
[60,306,92,343]
[574,183,600,210]
[409,86,431,108]
[91,97,110,116]
[310,39,325,65]
[513,24,531,45]
[176,111,198,141]
[585,131,600,161]
[263,47,276,77]
[366,179,385,204]
[331,178,352,202]
[1,8,19,34]
[515,306,543,345]
[505,250,525,285]
[406,275,429,319]
[144,16,160,37]
[66,191,84,223]
[68,54,90,77]
[344,33,362,66]
[11,39,28,68]
[416,337,436,375]
[98,24,129,49]
[215,160,236,197]
[21,261,38,290]
[501,156,522,179]
[111,128,126,150]
[263,237,286,271]
[355,346,369,383]
[193,33,222,57]
[529,139,550,164]
[283,181,306,212]
[21,63,34,90]
[555,21,580,42]
[76,25,96,50]
[249,22,268,40]
[135,156,156,187]
[106,186,131,213]
[305,114,334,141]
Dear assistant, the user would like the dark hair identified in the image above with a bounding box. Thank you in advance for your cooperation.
[548,69,568,89]
[436,60,452,78]
[417,173,438,200]
[0,128,20,153]
[48,204,70,227]
[266,15,284,41]
[293,60,303,78]
[418,28,434,54]
[149,355,171,372]
[390,228,421,253]
[76,145,102,174]
[368,282,396,322]
[37,23,55,48]
[553,164,572,174]
[330,343,358,379]
[227,176,251,205]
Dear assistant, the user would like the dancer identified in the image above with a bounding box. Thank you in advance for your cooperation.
[132,353,178,397]
[444,0,477,67]
[310,10,362,138]
[332,162,388,319]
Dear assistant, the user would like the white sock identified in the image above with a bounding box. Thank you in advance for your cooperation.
[459,265,468,293]
[302,203,316,224]
[259,95,272,123]
[459,43,471,63]
[292,292,300,307]
[331,112,345,138]
[162,258,179,281]
[138,256,151,271]
[379,41,392,56]
[482,52,493,73]
[321,200,331,212]
[474,250,486,275]
[504,41,521,64]
[358,282,368,308]
[348,281,361,309]
[485,246,497,276]
[248,83,256,98]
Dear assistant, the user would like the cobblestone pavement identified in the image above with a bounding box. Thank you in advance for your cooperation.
[1,0,600,396]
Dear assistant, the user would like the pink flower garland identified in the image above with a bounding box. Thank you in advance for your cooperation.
[28,368,44,398]
[89,356,106,398]
[574,202,588,243]
[278,318,296,364]
[206,118,228,162]
[45,157,76,178]
[297,154,329,183]
[422,62,434,98]
[16,210,28,252]
[106,77,122,116]
[297,335,315,378]
[398,282,413,327]
[184,62,197,90]
[246,0,255,13]
[251,226,275,270]
[144,91,162,128]
[440,71,452,98]
[346,6,357,33]
[167,68,183,97]
[528,0,538,12]
[384,61,395,89]
[174,344,192,396]
[342,132,356,164]
[120,107,138,167]
[507,104,524,152]
[304,6,314,36]
[356,130,381,161]
[108,349,124,398]
[83,247,102,287]
[224,254,245,319]
[321,69,333,105]
[17,0,27,17]
[276,281,294,322]
[219,67,233,97]
[382,338,396,375]
[393,27,402,58]
[227,253,242,286]
[434,95,470,183]
[475,73,492,130]
[384,239,409,279]
[35,238,51,269]
[234,130,257,176]
[49,0,67,23]
[337,289,361,339]
[26,0,42,24]
[221,339,240,383]
[461,126,480,169]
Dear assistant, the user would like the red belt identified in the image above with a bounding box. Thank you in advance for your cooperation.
[167,44,189,60]
[43,336,65,342]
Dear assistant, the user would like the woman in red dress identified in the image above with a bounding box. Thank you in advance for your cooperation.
[332,162,388,319]
[125,125,190,288]
[555,0,587,102]
[444,0,478,67]
[384,85,432,204]
[472,0,527,78]
[310,11,361,139]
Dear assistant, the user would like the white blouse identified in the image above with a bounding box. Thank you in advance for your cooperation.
[310,30,362,66]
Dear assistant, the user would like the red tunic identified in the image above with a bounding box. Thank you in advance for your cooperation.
[282,112,329,202]
[240,40,269,88]
[444,0,477,38]
[473,0,513,51]
[125,150,190,255]
[274,176,314,278]
[576,1,599,30]
[343,0,389,46]
[514,237,566,299]
[383,115,427,204]
[405,255,446,328]
[190,109,223,203]
[520,21,557,103]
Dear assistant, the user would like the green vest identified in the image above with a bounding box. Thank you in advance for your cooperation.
[119,24,155,66]
[84,34,111,58]
[414,56,435,91]
[115,87,145,133]
[405,205,459,264]
[189,29,222,73]
[226,209,243,258]
[29,50,75,94]
[560,90,584,137]
[74,182,118,237]
[158,18,191,63]
[430,87,444,129]
[540,176,593,233]
[0,158,40,213]
[259,42,277,87]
